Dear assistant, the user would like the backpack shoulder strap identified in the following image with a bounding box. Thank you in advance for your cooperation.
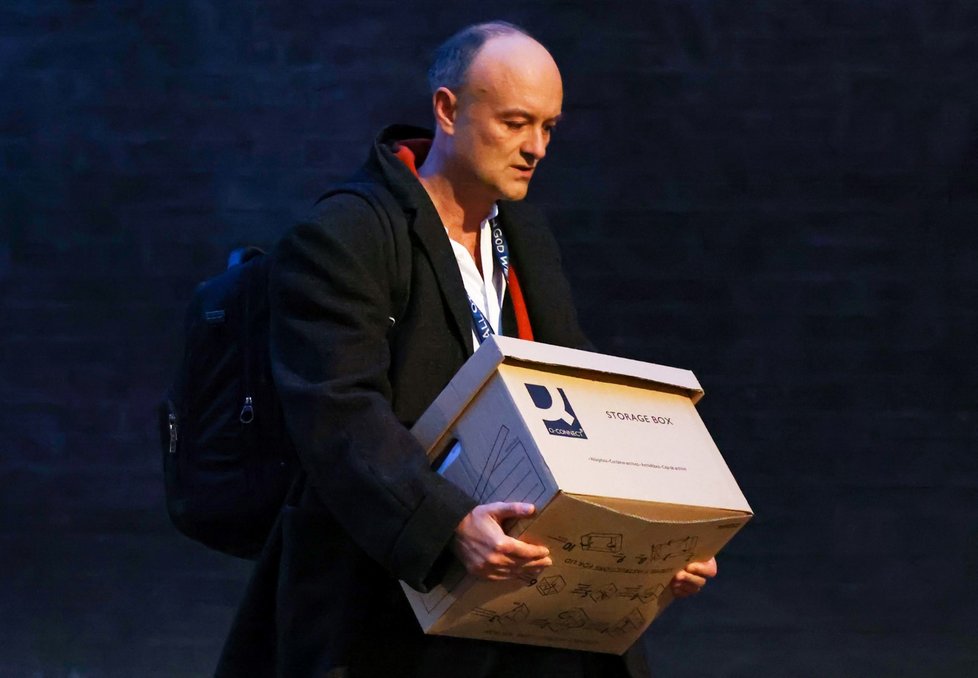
[314,181,411,321]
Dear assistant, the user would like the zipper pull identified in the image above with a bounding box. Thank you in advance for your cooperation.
[168,412,178,455]
[239,396,254,424]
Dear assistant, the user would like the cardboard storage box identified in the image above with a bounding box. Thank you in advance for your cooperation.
[402,336,753,654]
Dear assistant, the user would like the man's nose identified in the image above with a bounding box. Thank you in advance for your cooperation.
[521,127,548,162]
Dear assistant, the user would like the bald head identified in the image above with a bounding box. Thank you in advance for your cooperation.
[460,32,562,108]
[427,21,559,95]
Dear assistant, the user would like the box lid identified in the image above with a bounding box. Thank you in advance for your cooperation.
[413,336,705,455]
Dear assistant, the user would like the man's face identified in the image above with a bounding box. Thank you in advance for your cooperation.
[445,35,563,202]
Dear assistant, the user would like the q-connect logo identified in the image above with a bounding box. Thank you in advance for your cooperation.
[524,383,588,439]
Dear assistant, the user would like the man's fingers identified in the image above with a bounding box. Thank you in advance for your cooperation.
[500,536,550,561]
[494,552,552,578]
[669,557,719,597]
[685,557,718,578]
[486,562,550,581]
[484,551,518,568]
[484,501,536,522]
[674,571,707,588]
[482,534,549,563]
[521,555,553,569]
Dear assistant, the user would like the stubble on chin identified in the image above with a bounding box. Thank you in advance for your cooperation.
[502,180,531,202]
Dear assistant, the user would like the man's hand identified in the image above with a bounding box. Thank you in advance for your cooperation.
[670,557,718,598]
[452,502,552,581]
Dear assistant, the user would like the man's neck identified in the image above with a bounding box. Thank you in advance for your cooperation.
[418,149,494,257]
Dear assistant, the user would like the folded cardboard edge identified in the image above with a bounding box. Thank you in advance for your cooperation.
[564,492,754,524]
[492,336,704,403]
[412,336,706,454]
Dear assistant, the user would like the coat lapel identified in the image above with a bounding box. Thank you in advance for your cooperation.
[370,133,474,358]
[408,202,475,358]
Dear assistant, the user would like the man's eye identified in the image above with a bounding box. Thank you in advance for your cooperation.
[504,121,525,129]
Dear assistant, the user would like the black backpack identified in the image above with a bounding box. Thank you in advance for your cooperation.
[160,182,405,558]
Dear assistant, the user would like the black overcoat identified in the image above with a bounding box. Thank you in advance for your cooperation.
[216,126,648,678]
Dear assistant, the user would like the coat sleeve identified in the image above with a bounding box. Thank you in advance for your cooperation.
[268,194,477,591]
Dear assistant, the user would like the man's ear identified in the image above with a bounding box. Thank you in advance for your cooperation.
[432,86,458,136]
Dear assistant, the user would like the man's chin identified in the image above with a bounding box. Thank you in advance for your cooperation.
[500,182,531,202]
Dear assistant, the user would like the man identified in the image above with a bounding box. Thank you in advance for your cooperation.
[217,21,716,677]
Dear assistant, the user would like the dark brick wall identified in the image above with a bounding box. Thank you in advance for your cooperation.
[1,2,975,676]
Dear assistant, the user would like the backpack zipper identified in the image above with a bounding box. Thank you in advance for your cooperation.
[168,410,179,455]
[239,396,254,424]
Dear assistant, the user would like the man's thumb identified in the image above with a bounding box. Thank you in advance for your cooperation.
[487,502,536,522]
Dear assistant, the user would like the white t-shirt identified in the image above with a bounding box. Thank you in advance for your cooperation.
[445,203,507,351]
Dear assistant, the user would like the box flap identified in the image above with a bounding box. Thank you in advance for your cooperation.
[490,336,704,402]
[413,336,705,455]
